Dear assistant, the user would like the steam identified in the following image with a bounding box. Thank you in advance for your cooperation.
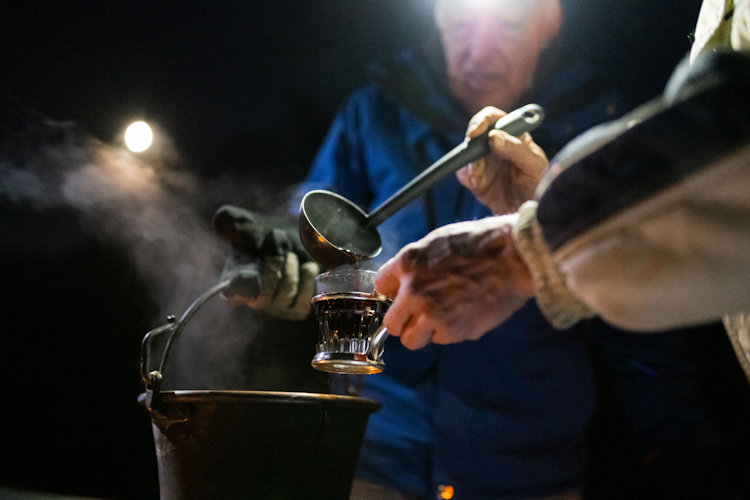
[0,107,309,390]
[1,118,223,313]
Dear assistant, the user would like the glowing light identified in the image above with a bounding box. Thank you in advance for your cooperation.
[124,121,154,153]
[458,0,496,12]
[466,0,494,7]
[438,484,455,499]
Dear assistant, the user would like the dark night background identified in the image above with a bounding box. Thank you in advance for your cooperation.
[4,1,750,500]
[2,0,703,180]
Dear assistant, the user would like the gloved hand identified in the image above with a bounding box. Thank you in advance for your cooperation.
[212,205,320,321]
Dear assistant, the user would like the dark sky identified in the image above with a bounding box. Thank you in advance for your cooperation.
[1,0,703,180]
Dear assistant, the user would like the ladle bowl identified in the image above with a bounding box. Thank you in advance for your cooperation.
[299,103,545,269]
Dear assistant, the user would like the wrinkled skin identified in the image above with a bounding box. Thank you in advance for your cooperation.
[435,0,562,114]
[375,215,534,350]
[456,106,548,214]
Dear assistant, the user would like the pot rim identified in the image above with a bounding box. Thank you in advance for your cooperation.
[149,389,381,410]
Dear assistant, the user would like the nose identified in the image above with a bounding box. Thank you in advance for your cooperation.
[467,21,501,66]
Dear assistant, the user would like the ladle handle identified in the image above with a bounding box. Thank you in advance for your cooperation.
[367,103,544,226]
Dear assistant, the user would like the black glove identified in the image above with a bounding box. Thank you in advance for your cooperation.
[212,205,320,321]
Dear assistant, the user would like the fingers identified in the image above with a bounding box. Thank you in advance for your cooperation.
[463,106,547,181]
[375,255,402,298]
[380,287,417,345]
[460,107,507,190]
[460,127,548,214]
[263,227,294,257]
[265,253,318,320]
[383,293,444,350]
[212,205,267,253]
[287,261,320,319]
[212,206,307,260]
[377,257,435,351]
[375,217,526,350]
[397,313,436,351]
[456,158,487,192]
[458,106,511,195]
[465,106,506,139]
[214,207,317,320]
[220,265,262,307]
[487,130,546,179]
[248,254,284,310]
[267,252,301,312]
[376,255,420,346]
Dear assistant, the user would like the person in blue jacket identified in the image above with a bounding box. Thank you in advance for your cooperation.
[370,8,750,499]
[295,1,722,498]
[215,0,729,498]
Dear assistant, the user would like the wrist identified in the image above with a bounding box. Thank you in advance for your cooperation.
[512,201,594,329]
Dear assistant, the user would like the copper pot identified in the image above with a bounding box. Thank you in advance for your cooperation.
[139,281,380,499]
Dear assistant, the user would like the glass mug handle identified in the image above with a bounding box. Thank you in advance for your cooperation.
[367,326,388,363]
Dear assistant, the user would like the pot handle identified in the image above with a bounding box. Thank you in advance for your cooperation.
[139,318,177,386]
[140,279,233,388]
[139,279,233,429]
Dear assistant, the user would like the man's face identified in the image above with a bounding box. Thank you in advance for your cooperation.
[435,0,556,114]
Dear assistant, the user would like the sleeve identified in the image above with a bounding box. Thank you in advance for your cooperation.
[512,50,750,333]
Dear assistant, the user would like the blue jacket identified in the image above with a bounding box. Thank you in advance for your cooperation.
[296,43,715,499]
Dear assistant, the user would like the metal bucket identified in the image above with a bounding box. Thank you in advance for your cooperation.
[140,281,380,499]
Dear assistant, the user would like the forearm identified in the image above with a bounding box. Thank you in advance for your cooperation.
[514,50,750,331]
[518,150,750,332]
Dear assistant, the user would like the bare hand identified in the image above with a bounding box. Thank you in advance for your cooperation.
[456,107,548,214]
[375,215,534,350]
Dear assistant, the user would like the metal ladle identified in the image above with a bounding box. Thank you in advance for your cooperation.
[299,103,545,269]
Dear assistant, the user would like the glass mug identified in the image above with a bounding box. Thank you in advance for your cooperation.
[311,268,390,374]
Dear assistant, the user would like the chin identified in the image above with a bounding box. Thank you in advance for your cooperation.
[470,95,514,114]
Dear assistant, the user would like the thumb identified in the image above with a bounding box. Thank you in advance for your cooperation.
[375,256,402,298]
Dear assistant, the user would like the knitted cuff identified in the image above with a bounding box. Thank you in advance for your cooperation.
[512,201,595,329]
[723,312,750,384]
